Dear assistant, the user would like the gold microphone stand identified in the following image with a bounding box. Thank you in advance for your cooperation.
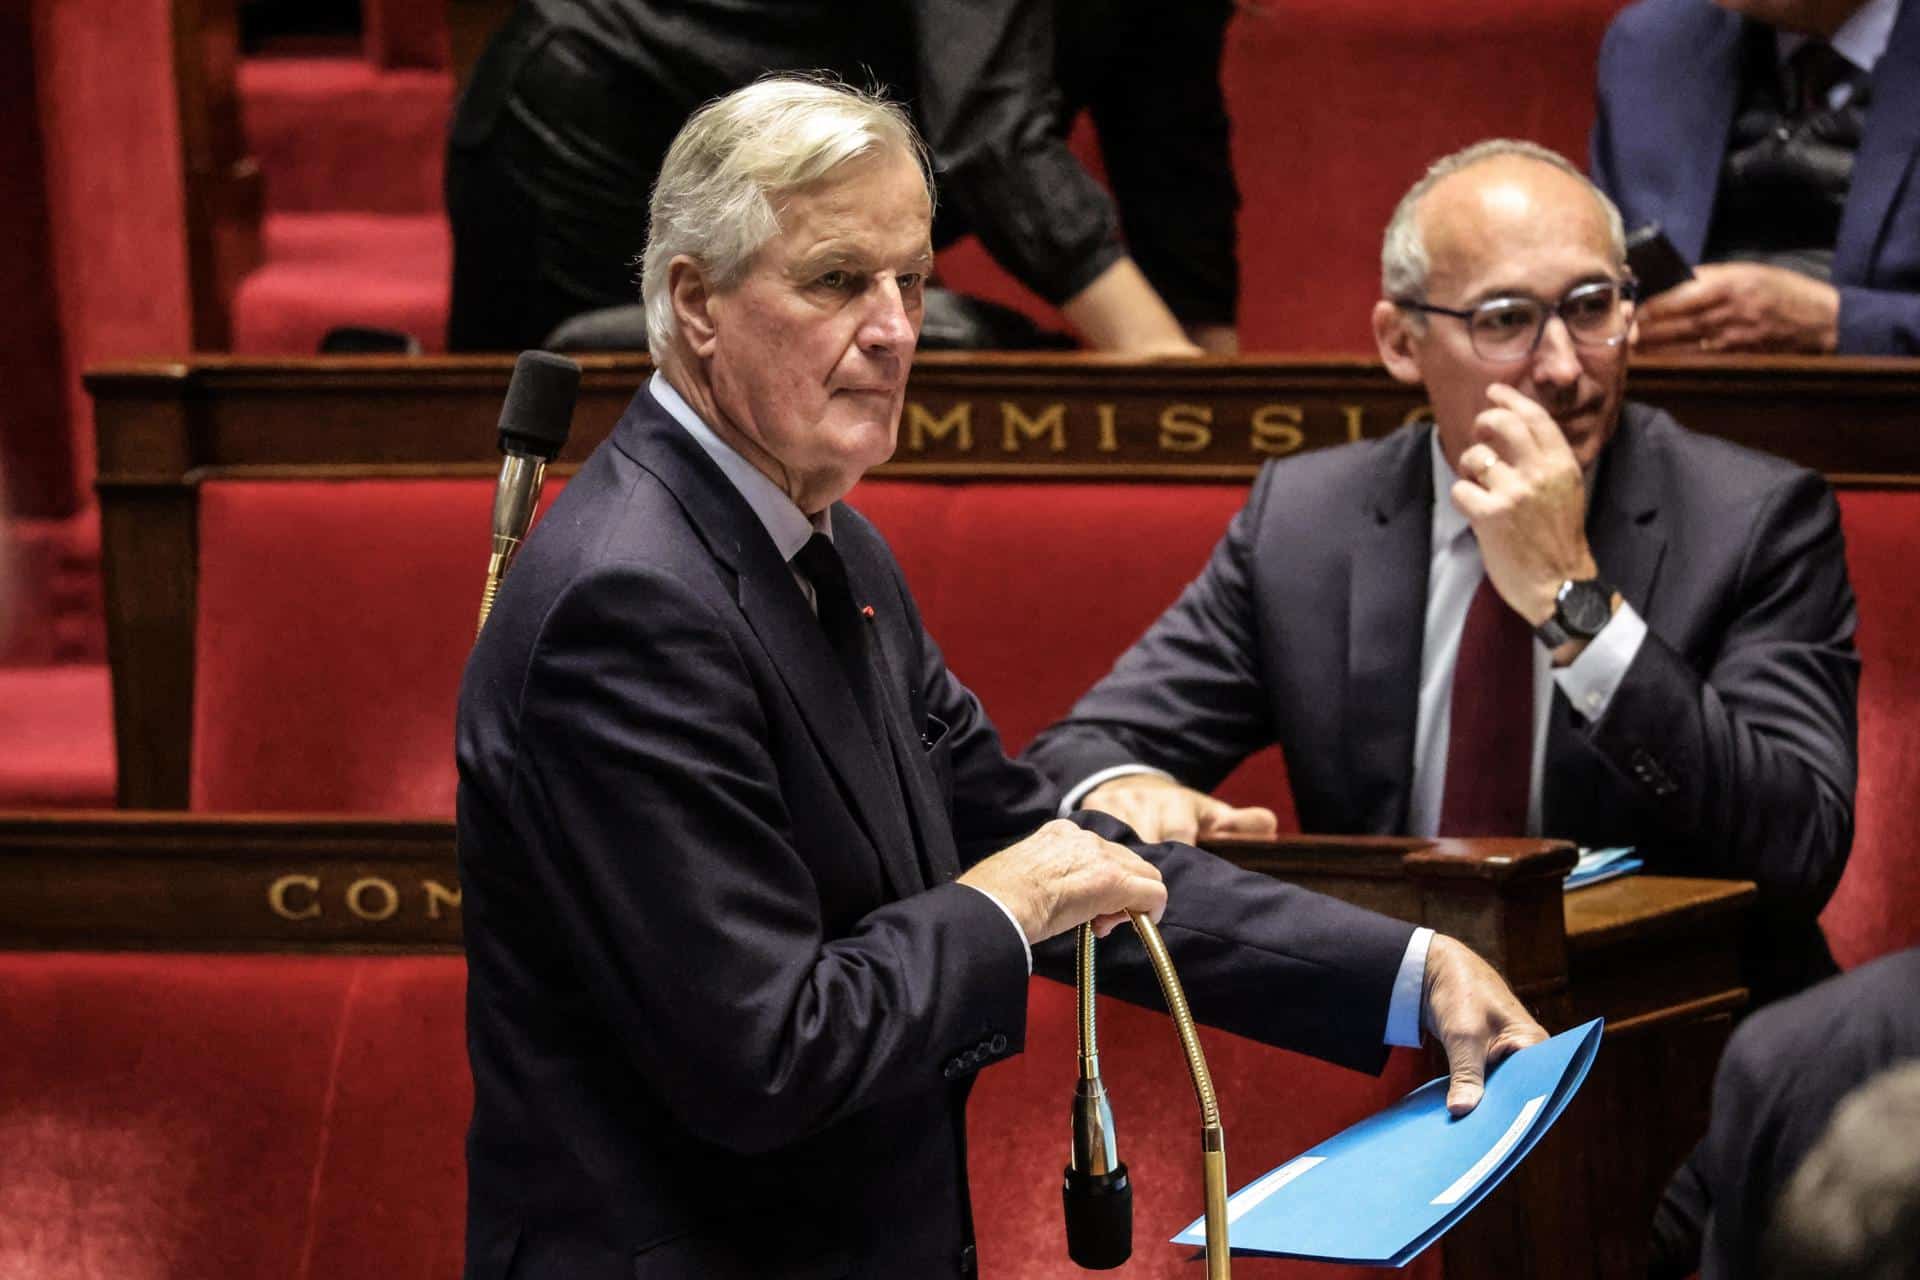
[474,452,547,636]
[1077,914,1231,1279]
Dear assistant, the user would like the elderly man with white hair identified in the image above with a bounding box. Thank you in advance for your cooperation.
[455,79,1541,1280]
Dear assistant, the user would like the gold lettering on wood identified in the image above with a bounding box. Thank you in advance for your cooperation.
[346,877,400,922]
[1403,403,1435,429]
[1095,404,1119,453]
[424,880,462,920]
[1341,404,1368,443]
[1251,404,1305,456]
[269,874,321,921]
[1000,402,1067,453]
[1158,404,1213,453]
[906,402,973,452]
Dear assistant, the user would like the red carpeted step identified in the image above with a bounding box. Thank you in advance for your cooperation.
[239,56,451,216]
[0,664,115,808]
[231,212,450,354]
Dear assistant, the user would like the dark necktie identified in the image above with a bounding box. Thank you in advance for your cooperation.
[1438,571,1535,835]
[1791,40,1855,118]
[792,533,887,751]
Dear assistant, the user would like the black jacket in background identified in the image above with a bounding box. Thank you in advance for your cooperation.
[445,0,1238,351]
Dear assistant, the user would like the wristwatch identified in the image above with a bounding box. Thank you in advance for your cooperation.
[1536,578,1616,648]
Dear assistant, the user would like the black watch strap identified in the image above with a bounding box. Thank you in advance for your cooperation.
[1536,578,1615,648]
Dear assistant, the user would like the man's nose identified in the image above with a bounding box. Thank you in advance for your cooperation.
[858,277,918,355]
[1529,311,1583,386]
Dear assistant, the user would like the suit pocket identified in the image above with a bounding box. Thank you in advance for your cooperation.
[922,713,955,808]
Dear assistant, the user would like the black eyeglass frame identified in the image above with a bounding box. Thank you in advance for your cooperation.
[1393,278,1641,363]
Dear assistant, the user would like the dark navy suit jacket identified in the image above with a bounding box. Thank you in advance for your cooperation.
[1591,0,1920,353]
[1694,947,1920,1279]
[454,386,1415,1279]
[1025,404,1859,1003]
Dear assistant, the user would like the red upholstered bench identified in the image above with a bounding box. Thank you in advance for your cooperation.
[0,952,468,1278]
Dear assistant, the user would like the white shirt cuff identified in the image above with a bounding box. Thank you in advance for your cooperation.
[964,884,1032,975]
[1058,763,1176,817]
[1385,927,1435,1048]
[1552,601,1648,724]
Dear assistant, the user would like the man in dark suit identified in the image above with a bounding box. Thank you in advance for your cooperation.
[455,80,1542,1279]
[1024,140,1860,1006]
[1590,0,1920,354]
[1683,946,1920,1278]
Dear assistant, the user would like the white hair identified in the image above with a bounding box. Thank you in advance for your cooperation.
[1379,138,1628,306]
[638,75,932,361]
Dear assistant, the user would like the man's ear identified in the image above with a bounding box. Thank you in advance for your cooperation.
[668,255,720,357]
[1372,299,1425,387]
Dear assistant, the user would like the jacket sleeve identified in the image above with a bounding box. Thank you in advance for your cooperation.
[903,558,1411,1076]
[1581,470,1858,910]
[908,0,1123,305]
[1022,465,1280,798]
[1837,284,1920,354]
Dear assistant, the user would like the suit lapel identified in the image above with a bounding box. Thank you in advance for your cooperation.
[614,391,924,901]
[1664,18,1750,261]
[1345,428,1433,834]
[835,525,960,885]
[1836,0,1920,282]
[1544,403,1668,832]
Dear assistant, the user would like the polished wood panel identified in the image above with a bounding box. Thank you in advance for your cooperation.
[82,353,1920,807]
[171,0,262,351]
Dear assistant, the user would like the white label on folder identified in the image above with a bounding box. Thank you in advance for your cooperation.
[1430,1094,1547,1206]
[1226,1156,1325,1223]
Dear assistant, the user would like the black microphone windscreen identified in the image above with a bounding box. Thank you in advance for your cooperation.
[497,350,581,461]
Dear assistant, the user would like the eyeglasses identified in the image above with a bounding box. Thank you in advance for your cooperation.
[1394,279,1638,364]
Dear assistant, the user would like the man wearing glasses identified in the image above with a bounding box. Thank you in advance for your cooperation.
[1025,139,1859,1008]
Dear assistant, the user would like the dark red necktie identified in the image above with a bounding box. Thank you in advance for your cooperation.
[1439,572,1535,835]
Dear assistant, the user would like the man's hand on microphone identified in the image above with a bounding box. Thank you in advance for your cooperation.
[956,819,1167,944]
[1080,772,1278,845]
[1421,934,1549,1116]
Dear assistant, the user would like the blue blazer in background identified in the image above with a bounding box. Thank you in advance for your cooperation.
[1591,0,1920,353]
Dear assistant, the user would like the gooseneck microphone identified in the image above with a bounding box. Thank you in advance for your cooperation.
[1064,926,1133,1268]
[1066,916,1232,1278]
[476,350,581,635]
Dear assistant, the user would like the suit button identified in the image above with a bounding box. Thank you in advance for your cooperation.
[989,1033,1008,1054]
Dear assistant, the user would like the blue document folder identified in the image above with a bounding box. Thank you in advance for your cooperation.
[1172,1018,1603,1266]
[1565,846,1643,891]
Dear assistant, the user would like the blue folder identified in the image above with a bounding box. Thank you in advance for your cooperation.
[1565,846,1643,891]
[1172,1018,1603,1267]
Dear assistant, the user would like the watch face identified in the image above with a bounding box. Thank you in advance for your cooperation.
[1560,581,1613,636]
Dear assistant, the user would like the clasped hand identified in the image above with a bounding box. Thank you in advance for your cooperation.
[1634,261,1840,354]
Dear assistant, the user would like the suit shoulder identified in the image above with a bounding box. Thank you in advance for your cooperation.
[1624,402,1829,512]
[1246,425,1425,529]
[1257,426,1419,493]
[1603,0,1734,54]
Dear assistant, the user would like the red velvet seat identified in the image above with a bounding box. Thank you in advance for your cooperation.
[0,952,468,1279]
[1822,491,1920,968]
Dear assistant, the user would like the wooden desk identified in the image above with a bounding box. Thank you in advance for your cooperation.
[82,353,1920,809]
[0,814,1747,1276]
[1212,834,1753,1278]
